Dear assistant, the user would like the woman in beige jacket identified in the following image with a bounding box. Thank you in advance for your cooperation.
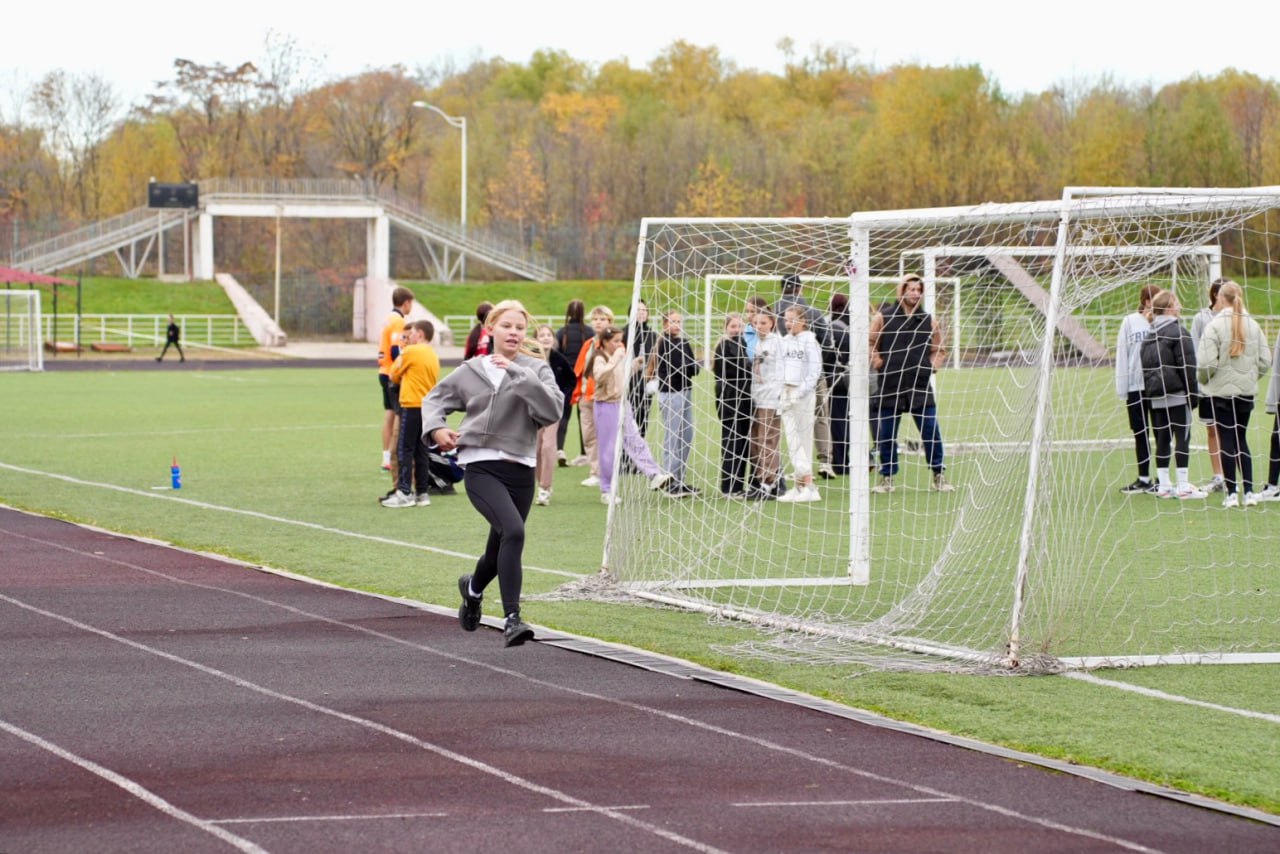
[1196,281,1271,508]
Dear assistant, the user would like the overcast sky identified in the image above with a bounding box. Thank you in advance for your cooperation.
[5,0,1278,110]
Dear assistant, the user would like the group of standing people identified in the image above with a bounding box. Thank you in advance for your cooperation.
[1117,278,1278,507]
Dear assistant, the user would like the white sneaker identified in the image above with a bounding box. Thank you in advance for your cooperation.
[1244,491,1259,508]
[649,471,674,491]
[571,454,589,466]
[1257,484,1280,501]
[581,475,600,487]
[1202,477,1226,494]
[600,492,612,505]
[535,487,552,506]
[1223,493,1239,509]
[1156,484,1176,499]
[801,486,822,503]
[1174,484,1207,500]
[872,475,895,494]
[380,490,415,508]
[778,487,804,503]
[415,492,432,506]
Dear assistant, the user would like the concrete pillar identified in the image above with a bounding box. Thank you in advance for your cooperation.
[367,215,390,280]
[195,212,215,280]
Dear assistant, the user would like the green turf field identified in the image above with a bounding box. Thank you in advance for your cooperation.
[0,365,1276,814]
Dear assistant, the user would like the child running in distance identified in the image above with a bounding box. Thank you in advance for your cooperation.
[777,306,823,503]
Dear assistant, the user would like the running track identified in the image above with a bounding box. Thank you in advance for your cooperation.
[1,507,1275,853]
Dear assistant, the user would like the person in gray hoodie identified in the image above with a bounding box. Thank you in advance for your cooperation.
[1114,284,1161,494]
[424,300,565,646]
[1196,281,1271,508]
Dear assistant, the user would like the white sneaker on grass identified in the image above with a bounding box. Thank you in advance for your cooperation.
[800,486,822,503]
[1223,493,1239,509]
[778,487,804,503]
[380,490,415,508]
[1257,484,1280,502]
[1174,484,1207,500]
[1156,484,1176,499]
[649,471,674,491]
[581,475,600,487]
[1244,492,1259,508]
[535,487,552,506]
[415,492,432,506]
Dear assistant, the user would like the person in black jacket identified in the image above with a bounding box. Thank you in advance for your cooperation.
[713,313,753,497]
[624,298,658,438]
[869,274,953,493]
[554,299,593,465]
[156,314,184,362]
[650,310,701,495]
[1141,290,1205,499]
[825,294,852,475]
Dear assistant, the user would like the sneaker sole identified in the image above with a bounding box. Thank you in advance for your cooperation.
[504,626,534,647]
[457,576,482,632]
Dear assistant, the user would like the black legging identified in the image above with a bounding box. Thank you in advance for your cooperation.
[463,460,535,617]
[1125,391,1152,479]
[1267,412,1279,488]
[1149,404,1191,471]
[1210,396,1255,495]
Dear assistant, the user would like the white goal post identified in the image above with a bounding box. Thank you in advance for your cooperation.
[573,188,1280,673]
[1,289,44,372]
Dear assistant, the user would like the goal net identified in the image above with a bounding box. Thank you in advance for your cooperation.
[1,289,43,372]
[572,188,1280,672]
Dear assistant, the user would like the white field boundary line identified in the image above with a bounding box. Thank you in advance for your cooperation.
[0,461,580,581]
[0,717,267,853]
[4,423,372,440]
[1064,672,1280,724]
[0,527,1166,853]
[0,594,726,854]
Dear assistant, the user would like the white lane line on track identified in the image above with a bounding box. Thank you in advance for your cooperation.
[0,526,1166,854]
[0,593,728,854]
[0,717,267,854]
[1064,672,1280,723]
[211,812,449,824]
[732,798,956,808]
[0,461,579,580]
[542,805,650,813]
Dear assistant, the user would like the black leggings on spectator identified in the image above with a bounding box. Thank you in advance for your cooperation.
[1210,396,1255,495]
[463,460,535,618]
[1149,404,1190,471]
[1268,412,1280,488]
[1125,391,1152,479]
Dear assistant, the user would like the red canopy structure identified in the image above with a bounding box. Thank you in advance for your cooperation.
[0,266,75,286]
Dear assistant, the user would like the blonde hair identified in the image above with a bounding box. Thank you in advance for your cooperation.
[589,305,615,322]
[484,299,541,358]
[1151,291,1177,316]
[1218,281,1248,358]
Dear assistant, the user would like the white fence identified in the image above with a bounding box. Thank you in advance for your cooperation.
[43,314,254,348]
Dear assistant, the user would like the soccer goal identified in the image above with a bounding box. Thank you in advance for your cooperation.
[583,188,1280,672]
[1,290,43,372]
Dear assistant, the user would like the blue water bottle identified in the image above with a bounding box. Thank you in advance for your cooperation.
[171,456,182,490]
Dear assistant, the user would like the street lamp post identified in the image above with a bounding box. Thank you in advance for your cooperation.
[413,100,467,281]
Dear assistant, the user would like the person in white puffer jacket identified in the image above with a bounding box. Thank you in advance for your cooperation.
[777,306,823,503]
[1196,281,1271,508]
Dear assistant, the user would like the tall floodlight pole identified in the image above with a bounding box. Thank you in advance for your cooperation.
[413,100,467,281]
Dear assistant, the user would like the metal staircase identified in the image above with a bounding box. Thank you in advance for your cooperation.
[10,179,557,282]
